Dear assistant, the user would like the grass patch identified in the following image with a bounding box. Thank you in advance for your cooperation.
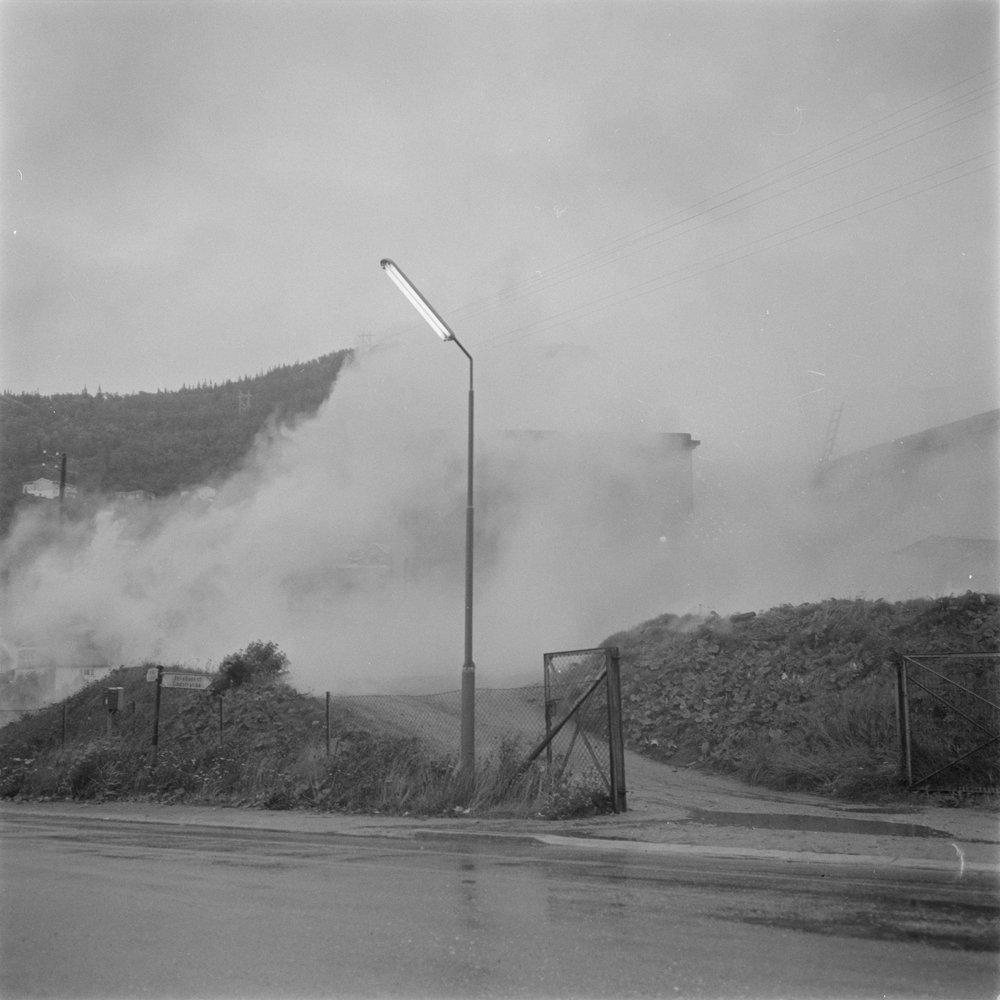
[737,673,901,799]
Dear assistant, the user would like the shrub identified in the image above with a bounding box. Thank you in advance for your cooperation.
[211,640,289,695]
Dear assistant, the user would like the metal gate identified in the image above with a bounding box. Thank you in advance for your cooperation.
[525,646,626,812]
[894,652,1000,792]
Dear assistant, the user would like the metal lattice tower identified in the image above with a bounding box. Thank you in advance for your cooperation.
[818,403,844,465]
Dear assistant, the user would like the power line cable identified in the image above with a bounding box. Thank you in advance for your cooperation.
[447,69,998,319]
[374,67,997,349]
[480,150,997,351]
[485,151,997,348]
[505,97,998,300]
[454,82,997,319]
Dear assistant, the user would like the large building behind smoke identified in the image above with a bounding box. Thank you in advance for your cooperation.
[814,409,999,596]
[327,429,701,590]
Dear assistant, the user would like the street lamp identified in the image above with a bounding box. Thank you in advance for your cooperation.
[380,259,476,777]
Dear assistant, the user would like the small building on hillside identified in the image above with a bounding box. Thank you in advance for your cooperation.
[179,486,217,502]
[114,489,156,502]
[0,638,114,705]
[21,478,78,500]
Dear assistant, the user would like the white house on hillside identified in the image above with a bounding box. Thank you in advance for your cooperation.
[22,478,78,499]
[179,486,217,502]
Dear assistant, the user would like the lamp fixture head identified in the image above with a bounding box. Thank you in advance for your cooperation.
[380,259,455,342]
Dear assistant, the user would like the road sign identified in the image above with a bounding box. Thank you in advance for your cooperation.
[146,667,159,683]
[161,673,211,690]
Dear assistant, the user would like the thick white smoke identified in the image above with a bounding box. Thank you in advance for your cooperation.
[2,342,993,696]
[0,343,695,693]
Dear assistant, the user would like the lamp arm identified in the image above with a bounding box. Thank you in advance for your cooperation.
[450,336,473,390]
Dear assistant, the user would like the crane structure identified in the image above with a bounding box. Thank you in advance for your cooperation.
[818,403,844,466]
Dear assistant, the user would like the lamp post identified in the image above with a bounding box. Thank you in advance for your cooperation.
[380,259,475,777]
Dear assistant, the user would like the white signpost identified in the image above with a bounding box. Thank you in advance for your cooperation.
[161,672,212,690]
[147,666,215,752]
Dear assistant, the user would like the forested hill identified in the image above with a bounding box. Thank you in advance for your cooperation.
[0,350,352,536]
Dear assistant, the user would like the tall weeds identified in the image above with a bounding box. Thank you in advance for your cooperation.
[0,668,610,818]
[737,672,901,797]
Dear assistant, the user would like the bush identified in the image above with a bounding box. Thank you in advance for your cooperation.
[211,640,289,695]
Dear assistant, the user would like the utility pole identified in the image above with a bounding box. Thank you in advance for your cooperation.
[58,452,67,525]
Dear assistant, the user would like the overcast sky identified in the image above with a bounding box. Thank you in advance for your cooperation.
[2,0,997,459]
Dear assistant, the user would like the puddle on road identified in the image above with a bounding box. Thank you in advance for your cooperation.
[682,810,951,838]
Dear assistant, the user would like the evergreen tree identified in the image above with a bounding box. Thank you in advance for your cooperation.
[0,350,352,536]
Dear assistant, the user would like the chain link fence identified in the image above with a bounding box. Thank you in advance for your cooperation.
[331,684,547,761]
[330,649,626,813]
[895,652,1000,792]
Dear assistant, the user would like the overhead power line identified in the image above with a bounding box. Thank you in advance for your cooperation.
[480,149,998,351]
[474,94,997,321]
[452,77,997,322]
[375,66,997,351]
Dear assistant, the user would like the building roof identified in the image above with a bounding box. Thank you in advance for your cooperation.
[821,409,999,481]
[895,535,1000,557]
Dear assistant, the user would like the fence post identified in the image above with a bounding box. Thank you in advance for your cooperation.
[543,654,553,769]
[218,695,224,744]
[894,653,912,787]
[61,702,66,747]
[152,666,163,755]
[326,692,331,756]
[605,647,627,813]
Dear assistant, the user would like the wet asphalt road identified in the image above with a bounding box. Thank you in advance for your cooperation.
[1,813,997,999]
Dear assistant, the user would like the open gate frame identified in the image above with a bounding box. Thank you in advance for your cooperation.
[894,651,1000,792]
[525,646,627,813]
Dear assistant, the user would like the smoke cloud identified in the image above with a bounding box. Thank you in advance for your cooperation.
[1,346,995,695]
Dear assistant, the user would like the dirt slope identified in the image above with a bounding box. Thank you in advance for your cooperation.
[603,592,999,793]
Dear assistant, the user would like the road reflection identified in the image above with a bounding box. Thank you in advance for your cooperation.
[2,813,997,999]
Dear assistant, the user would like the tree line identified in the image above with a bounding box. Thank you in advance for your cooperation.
[0,350,352,536]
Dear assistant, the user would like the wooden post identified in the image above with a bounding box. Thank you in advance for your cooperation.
[152,666,163,754]
[326,692,331,756]
[543,654,553,769]
[62,702,66,747]
[218,696,224,744]
[58,452,67,526]
[605,647,627,813]
[892,653,906,781]
[895,654,913,787]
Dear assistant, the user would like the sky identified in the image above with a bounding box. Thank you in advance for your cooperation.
[2,0,997,462]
